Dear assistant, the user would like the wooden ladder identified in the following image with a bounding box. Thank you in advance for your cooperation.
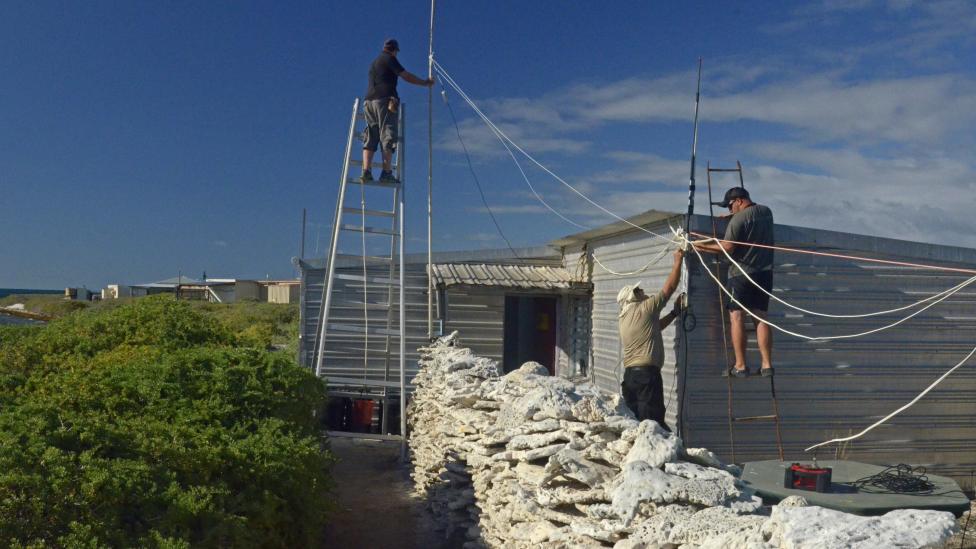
[706,161,785,462]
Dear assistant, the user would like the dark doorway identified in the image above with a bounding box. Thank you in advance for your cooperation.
[503,295,558,374]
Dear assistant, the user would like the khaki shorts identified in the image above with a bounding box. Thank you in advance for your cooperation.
[362,99,398,153]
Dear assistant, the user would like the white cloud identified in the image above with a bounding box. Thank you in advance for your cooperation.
[587,152,690,187]
[438,25,975,250]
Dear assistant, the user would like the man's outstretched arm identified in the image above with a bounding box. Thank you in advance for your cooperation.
[692,239,735,255]
[400,71,433,87]
[660,249,684,302]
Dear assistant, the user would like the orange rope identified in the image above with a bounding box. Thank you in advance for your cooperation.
[689,231,976,276]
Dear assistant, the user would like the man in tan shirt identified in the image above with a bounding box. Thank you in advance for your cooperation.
[617,249,684,431]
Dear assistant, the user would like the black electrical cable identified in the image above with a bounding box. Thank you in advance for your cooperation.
[846,464,936,494]
[438,80,520,259]
[677,305,694,438]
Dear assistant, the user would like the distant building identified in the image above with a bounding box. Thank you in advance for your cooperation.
[102,276,300,304]
[258,280,301,304]
[101,284,135,300]
[64,287,93,301]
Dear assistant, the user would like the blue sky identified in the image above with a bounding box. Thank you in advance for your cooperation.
[2,1,974,289]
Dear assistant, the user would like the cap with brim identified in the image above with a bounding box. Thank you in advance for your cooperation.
[615,280,644,304]
[383,39,400,52]
[712,187,750,208]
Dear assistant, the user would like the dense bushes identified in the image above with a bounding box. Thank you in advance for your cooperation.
[0,297,332,548]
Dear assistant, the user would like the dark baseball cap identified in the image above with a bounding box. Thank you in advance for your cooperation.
[383,38,400,52]
[712,187,750,208]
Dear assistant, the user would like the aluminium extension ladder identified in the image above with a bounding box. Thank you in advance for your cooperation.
[706,161,784,462]
[312,98,407,454]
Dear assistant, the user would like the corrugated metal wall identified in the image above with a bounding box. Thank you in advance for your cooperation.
[299,261,430,386]
[441,286,506,362]
[680,214,976,482]
[562,215,686,431]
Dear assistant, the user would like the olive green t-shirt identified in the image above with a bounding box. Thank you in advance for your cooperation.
[725,203,774,274]
[619,291,666,368]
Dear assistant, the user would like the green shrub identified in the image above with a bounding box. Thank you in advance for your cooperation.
[0,296,332,548]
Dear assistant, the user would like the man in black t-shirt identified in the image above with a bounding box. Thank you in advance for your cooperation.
[693,187,776,378]
[360,39,433,184]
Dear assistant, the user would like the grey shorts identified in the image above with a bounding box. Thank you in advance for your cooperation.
[362,98,398,153]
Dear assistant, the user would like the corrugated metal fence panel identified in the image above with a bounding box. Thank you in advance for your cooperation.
[443,287,506,363]
[300,262,430,388]
[581,216,685,430]
[683,215,976,482]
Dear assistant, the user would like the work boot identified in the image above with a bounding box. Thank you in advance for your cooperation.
[379,170,399,184]
[359,170,373,183]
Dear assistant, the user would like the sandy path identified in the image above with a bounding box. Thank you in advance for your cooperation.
[324,437,459,548]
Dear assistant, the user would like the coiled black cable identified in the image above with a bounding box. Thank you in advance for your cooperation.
[847,464,935,494]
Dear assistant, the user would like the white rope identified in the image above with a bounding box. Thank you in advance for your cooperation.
[805,343,976,452]
[452,81,588,231]
[709,236,972,319]
[592,240,679,276]
[680,230,976,341]
[434,60,673,243]
[360,182,369,386]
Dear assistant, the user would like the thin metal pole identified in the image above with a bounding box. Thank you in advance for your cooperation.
[300,208,306,259]
[426,0,436,339]
[678,58,703,438]
[685,58,703,233]
[400,104,408,462]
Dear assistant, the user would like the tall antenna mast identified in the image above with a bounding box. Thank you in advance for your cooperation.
[427,0,436,339]
[685,57,702,234]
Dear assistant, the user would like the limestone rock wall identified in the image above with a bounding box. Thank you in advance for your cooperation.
[408,333,958,549]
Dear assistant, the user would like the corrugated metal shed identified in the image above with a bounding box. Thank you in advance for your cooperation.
[432,263,585,290]
[296,247,563,387]
[555,209,976,483]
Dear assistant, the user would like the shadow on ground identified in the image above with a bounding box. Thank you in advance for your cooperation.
[324,437,465,548]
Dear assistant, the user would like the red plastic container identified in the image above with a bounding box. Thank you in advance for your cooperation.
[350,399,375,433]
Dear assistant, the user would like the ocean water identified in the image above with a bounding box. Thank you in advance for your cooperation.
[0,288,61,299]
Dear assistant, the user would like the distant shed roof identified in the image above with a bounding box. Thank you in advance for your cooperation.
[432,263,588,290]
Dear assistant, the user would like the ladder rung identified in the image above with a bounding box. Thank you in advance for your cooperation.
[328,323,401,337]
[349,159,399,170]
[325,377,408,389]
[342,207,396,218]
[340,224,398,236]
[347,177,400,188]
[335,253,394,264]
[732,415,778,422]
[708,168,742,173]
[334,273,400,285]
[331,300,391,310]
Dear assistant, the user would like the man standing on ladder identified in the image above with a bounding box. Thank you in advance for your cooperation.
[693,187,776,378]
[617,249,684,431]
[360,38,433,184]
